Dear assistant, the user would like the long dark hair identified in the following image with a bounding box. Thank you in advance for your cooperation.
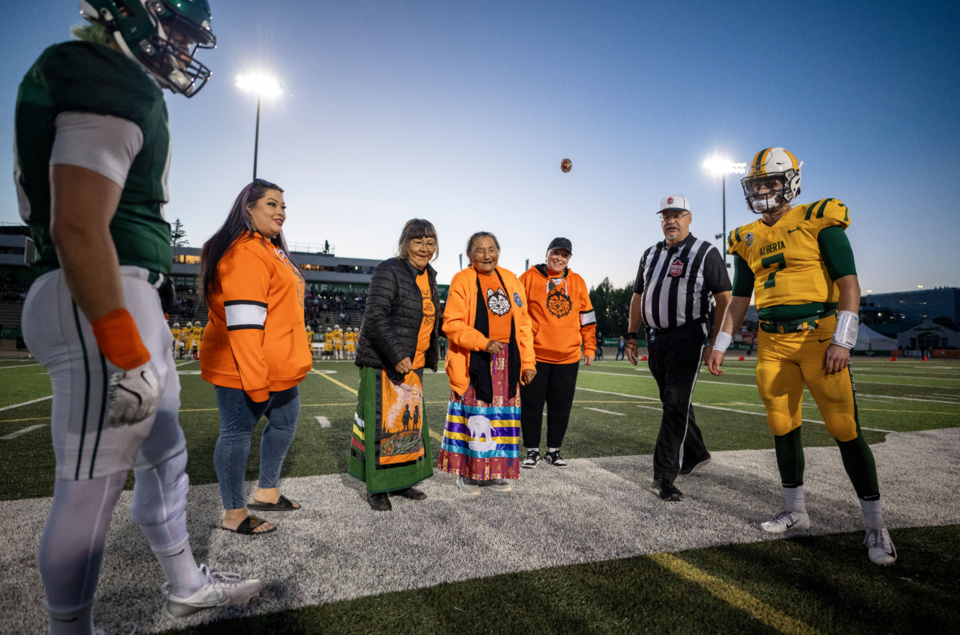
[200,179,297,304]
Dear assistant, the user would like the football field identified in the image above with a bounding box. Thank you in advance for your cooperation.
[1,356,958,634]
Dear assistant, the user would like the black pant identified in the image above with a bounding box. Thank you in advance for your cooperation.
[520,360,580,449]
[647,321,710,481]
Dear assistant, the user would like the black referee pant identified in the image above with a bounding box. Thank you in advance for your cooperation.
[647,320,710,482]
[520,360,580,449]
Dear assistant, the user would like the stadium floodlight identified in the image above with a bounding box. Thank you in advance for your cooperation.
[236,73,283,181]
[702,157,747,266]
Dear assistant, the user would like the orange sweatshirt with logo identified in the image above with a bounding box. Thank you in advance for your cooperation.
[443,265,536,397]
[200,233,311,402]
[520,264,597,364]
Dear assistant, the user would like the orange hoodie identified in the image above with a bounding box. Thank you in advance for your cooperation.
[200,233,311,402]
[443,265,535,397]
[520,264,597,364]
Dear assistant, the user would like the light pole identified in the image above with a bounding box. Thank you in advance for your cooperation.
[236,73,283,181]
[702,157,747,267]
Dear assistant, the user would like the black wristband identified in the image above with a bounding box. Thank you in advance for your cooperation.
[626,332,638,341]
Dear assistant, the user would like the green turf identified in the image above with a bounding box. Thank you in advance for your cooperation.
[1,359,958,501]
[168,524,960,635]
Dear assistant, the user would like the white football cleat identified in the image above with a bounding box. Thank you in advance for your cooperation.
[161,565,261,619]
[864,528,897,565]
[760,510,811,534]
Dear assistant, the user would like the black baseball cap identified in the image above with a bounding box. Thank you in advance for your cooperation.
[547,237,572,254]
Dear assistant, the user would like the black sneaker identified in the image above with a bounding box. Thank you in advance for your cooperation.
[649,479,684,501]
[544,450,568,468]
[521,449,540,469]
[679,454,711,476]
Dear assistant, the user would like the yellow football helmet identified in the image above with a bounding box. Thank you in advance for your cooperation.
[741,147,802,213]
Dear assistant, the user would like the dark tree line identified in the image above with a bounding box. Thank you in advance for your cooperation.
[589,278,634,341]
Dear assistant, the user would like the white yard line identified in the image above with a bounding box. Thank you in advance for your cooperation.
[176,360,198,367]
[583,407,625,416]
[858,394,960,406]
[0,424,47,440]
[576,386,896,433]
[315,416,332,428]
[0,395,52,412]
[0,363,41,370]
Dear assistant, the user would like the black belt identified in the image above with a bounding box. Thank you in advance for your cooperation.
[759,308,837,334]
[646,318,706,337]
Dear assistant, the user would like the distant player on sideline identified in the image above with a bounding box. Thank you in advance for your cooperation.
[707,147,896,565]
[171,321,182,358]
[16,2,260,632]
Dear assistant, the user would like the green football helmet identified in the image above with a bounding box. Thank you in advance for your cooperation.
[79,0,216,97]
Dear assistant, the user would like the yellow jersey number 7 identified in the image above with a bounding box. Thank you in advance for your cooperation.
[762,253,786,288]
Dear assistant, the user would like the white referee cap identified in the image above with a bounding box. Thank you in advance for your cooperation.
[659,195,690,213]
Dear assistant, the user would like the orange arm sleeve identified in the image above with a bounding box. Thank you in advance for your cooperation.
[512,280,536,372]
[579,278,597,356]
[220,245,271,402]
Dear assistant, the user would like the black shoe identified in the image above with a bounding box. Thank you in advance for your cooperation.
[367,493,392,511]
[679,454,711,476]
[521,449,540,469]
[649,479,684,501]
[391,487,426,500]
[543,450,568,468]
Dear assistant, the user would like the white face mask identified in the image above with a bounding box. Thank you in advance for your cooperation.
[751,194,781,212]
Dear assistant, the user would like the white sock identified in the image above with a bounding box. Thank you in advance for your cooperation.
[860,498,885,530]
[783,485,806,513]
[153,536,206,598]
[548,447,558,453]
[47,603,94,635]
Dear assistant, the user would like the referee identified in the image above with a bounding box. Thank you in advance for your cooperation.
[626,195,731,501]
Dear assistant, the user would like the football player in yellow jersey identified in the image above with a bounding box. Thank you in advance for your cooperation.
[332,324,344,359]
[171,322,183,358]
[191,322,203,360]
[323,327,334,359]
[306,325,315,358]
[707,147,895,566]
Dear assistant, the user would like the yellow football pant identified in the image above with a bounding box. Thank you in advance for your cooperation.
[756,314,859,442]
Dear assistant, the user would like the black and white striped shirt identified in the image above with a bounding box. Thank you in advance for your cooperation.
[633,234,731,330]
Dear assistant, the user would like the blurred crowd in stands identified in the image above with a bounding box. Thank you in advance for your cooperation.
[304,290,368,331]
[0,279,30,302]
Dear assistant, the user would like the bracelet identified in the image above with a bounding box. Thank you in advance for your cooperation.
[712,331,732,354]
[626,332,638,340]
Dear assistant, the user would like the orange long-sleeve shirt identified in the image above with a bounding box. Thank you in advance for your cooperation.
[519,264,597,364]
[200,233,312,402]
[443,265,535,397]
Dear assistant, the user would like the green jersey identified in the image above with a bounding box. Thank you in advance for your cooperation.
[15,41,173,276]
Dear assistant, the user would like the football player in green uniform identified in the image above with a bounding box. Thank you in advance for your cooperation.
[17,2,260,632]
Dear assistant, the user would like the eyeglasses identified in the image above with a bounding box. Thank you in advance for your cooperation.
[659,212,689,222]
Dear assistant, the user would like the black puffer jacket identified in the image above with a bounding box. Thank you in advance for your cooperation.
[356,257,440,374]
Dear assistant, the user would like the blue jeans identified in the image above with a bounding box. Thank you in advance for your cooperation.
[213,385,301,509]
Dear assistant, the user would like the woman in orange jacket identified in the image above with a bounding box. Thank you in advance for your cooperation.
[438,232,536,495]
[518,237,597,469]
[199,179,312,535]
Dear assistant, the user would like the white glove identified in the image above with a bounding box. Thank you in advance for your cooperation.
[108,362,160,425]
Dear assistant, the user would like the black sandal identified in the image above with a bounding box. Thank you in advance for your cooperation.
[220,515,276,535]
[247,494,301,511]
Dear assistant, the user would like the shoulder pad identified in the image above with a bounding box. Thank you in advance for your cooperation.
[802,198,850,230]
[44,42,160,127]
[726,224,750,255]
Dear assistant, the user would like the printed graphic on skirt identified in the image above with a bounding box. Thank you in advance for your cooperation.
[377,369,426,466]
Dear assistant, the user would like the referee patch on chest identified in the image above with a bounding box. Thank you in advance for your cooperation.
[668,256,686,277]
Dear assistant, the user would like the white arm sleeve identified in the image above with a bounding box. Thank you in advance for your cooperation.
[50,112,144,188]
